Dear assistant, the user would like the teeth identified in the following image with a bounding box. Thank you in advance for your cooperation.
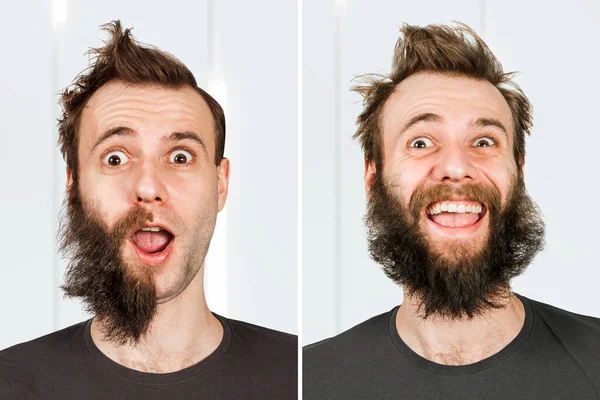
[426,202,483,215]
[141,227,162,232]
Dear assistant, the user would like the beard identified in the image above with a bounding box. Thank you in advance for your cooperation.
[365,171,545,319]
[58,185,158,346]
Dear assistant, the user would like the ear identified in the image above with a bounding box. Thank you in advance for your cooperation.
[66,168,74,192]
[216,158,230,212]
[364,159,377,198]
[518,156,525,172]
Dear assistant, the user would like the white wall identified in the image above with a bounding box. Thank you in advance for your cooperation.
[0,0,297,351]
[303,0,600,345]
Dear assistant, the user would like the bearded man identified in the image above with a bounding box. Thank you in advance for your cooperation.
[304,23,600,399]
[0,21,296,399]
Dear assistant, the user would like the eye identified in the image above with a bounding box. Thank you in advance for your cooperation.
[169,149,193,164]
[103,151,130,167]
[472,137,496,147]
[408,137,435,149]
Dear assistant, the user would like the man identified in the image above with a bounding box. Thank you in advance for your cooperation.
[304,23,600,399]
[0,21,296,399]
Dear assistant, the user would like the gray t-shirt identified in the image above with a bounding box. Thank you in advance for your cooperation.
[0,314,297,399]
[304,294,600,399]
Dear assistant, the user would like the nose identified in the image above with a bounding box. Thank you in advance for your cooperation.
[431,143,479,184]
[131,161,170,205]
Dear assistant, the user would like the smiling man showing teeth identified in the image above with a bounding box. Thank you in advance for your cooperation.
[0,21,296,399]
[304,23,600,399]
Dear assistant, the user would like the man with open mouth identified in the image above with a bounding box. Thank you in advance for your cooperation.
[0,21,296,399]
[304,22,600,399]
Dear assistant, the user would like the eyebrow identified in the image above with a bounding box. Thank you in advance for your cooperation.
[165,131,207,155]
[399,113,443,136]
[90,127,208,155]
[91,127,136,153]
[399,114,508,137]
[472,118,507,136]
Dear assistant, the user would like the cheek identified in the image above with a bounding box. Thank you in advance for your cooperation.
[77,166,138,224]
[171,174,219,211]
[475,159,517,205]
[390,159,432,204]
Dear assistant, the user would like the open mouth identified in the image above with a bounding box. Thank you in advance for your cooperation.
[129,225,175,265]
[425,200,487,228]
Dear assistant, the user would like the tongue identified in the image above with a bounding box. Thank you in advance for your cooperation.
[431,212,479,228]
[131,231,172,253]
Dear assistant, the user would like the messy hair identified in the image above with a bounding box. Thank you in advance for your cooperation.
[58,20,225,183]
[352,22,532,170]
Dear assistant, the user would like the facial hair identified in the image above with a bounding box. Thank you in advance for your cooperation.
[365,171,546,319]
[58,185,157,346]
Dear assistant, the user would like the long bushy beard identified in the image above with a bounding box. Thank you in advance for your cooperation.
[365,172,545,319]
[58,185,157,345]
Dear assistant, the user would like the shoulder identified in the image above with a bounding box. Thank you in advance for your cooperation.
[0,320,88,397]
[528,296,600,335]
[304,309,395,368]
[526,295,600,383]
[224,316,297,365]
[227,317,297,349]
[0,320,88,363]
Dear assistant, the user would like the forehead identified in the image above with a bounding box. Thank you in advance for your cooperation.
[381,72,514,137]
[80,80,214,152]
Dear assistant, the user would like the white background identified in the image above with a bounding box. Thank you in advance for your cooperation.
[303,0,600,345]
[0,0,297,351]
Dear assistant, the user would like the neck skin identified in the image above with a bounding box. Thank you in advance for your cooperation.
[396,290,525,366]
[90,264,223,373]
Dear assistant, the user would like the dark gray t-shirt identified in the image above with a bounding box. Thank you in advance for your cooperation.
[0,314,297,399]
[304,294,600,399]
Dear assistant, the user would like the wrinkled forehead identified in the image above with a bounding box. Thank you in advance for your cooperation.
[381,72,514,138]
[79,80,215,154]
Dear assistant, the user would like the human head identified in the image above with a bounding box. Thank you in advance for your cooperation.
[58,21,229,344]
[358,23,545,318]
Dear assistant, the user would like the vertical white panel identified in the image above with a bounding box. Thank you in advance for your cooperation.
[214,0,298,334]
[0,0,54,350]
[485,0,600,316]
[302,0,339,345]
[337,0,483,338]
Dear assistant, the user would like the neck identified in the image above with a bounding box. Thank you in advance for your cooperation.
[90,264,223,373]
[396,290,525,366]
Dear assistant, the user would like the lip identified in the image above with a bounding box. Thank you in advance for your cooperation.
[128,222,174,238]
[128,222,175,266]
[423,205,488,237]
[128,236,174,266]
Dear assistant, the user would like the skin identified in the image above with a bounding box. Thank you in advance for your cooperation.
[66,80,229,372]
[365,71,526,365]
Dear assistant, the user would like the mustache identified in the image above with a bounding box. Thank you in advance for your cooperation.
[407,182,502,220]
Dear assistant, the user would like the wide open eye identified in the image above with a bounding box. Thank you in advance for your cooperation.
[472,137,495,147]
[103,151,130,167]
[169,149,193,164]
[408,137,434,149]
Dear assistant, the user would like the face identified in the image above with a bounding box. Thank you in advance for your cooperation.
[367,72,517,260]
[60,81,229,343]
[364,72,545,318]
